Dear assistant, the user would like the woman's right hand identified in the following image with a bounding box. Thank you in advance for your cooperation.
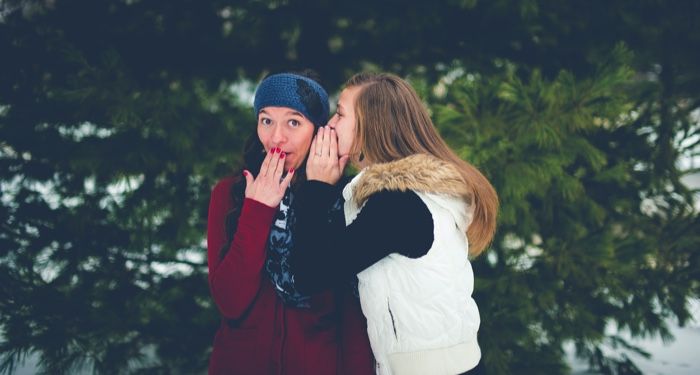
[306,126,349,185]
[243,148,294,207]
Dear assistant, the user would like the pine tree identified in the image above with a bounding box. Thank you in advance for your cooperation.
[0,2,255,372]
[432,46,699,374]
[1,1,698,374]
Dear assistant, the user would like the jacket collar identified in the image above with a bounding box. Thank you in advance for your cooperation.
[345,154,472,207]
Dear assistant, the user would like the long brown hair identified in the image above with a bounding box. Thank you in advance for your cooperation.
[346,72,498,256]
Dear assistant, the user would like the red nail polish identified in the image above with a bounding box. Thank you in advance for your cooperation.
[269,148,273,154]
[280,152,286,159]
[289,168,295,174]
[275,147,281,153]
[243,170,248,176]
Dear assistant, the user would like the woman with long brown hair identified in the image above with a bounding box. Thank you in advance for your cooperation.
[290,72,498,374]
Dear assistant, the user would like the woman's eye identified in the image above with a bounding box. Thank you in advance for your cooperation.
[260,118,272,126]
[288,119,300,127]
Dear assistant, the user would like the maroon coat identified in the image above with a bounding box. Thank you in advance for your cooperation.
[207,177,373,375]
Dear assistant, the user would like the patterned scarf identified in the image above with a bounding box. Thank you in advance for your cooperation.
[265,187,356,307]
[265,189,312,308]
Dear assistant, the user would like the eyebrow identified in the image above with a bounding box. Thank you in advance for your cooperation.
[259,109,304,117]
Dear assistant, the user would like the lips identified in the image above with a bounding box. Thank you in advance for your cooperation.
[267,149,289,154]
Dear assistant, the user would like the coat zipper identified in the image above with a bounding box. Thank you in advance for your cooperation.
[387,299,398,340]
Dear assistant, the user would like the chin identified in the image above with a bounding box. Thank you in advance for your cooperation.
[284,160,297,171]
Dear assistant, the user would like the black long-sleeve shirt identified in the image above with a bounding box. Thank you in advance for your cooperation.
[290,180,435,294]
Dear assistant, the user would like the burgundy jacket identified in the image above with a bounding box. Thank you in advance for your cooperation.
[207,177,374,375]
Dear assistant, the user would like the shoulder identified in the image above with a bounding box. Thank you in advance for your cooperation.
[210,176,239,205]
[361,190,434,257]
[363,189,428,217]
[338,174,354,189]
[213,176,236,191]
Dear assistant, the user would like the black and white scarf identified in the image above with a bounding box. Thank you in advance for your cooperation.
[264,189,311,308]
[265,188,354,308]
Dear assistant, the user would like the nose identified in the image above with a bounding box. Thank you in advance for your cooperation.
[327,114,338,127]
[270,124,287,146]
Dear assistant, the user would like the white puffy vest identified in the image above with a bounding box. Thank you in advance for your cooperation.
[343,174,481,375]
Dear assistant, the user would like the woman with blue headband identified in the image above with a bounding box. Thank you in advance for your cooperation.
[206,72,373,374]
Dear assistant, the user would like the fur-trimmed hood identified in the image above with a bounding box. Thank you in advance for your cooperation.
[342,154,475,231]
[348,154,471,206]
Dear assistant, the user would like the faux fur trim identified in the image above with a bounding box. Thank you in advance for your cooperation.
[353,154,471,206]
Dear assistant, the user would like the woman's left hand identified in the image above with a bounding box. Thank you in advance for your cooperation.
[306,126,349,185]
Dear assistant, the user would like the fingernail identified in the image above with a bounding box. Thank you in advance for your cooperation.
[275,147,281,153]
[289,168,295,174]
[280,152,286,159]
[269,148,273,154]
[243,170,248,176]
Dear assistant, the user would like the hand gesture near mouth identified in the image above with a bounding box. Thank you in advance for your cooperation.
[243,147,295,207]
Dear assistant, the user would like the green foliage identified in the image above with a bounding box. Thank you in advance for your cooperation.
[1,0,698,374]
[431,46,699,374]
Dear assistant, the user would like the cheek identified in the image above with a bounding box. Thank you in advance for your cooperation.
[257,127,269,148]
[288,129,314,167]
[340,123,355,145]
[298,133,314,156]
[287,144,310,168]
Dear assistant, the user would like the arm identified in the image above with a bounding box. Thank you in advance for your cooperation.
[207,149,293,319]
[290,181,435,294]
[207,178,277,319]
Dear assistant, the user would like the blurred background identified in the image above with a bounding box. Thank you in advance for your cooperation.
[1,0,699,374]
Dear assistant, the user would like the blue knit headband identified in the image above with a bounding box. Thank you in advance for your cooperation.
[253,73,330,128]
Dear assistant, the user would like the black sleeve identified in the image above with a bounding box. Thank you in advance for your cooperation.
[290,181,434,294]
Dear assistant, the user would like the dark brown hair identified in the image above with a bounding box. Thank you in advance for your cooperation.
[218,70,321,259]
